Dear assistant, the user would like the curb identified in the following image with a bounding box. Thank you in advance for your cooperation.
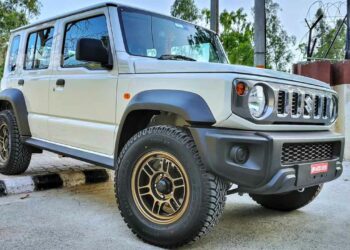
[0,169,111,197]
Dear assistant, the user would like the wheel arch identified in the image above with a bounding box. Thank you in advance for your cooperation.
[114,90,216,158]
[0,88,31,137]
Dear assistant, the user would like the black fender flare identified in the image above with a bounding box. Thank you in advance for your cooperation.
[115,90,215,156]
[0,88,31,136]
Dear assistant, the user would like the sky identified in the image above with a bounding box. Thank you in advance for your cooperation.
[33,0,347,63]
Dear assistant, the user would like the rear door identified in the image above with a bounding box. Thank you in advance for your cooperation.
[2,34,22,90]
[19,23,57,140]
[48,8,118,156]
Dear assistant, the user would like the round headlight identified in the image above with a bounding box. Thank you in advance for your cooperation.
[248,85,266,118]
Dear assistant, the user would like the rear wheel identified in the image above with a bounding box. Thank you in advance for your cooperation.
[115,126,227,248]
[250,185,323,211]
[0,110,32,175]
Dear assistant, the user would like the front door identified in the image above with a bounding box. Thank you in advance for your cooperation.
[48,9,118,156]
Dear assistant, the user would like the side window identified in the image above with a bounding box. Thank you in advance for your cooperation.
[8,35,21,72]
[62,15,109,69]
[24,27,55,70]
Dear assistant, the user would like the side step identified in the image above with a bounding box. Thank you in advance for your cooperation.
[25,138,114,169]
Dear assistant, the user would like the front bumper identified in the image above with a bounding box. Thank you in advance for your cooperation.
[189,128,344,195]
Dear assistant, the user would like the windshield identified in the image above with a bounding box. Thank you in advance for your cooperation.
[119,7,228,64]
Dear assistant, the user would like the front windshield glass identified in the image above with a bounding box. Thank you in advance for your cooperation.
[119,7,228,64]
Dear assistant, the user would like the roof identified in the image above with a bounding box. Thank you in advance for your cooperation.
[11,1,216,35]
[12,2,119,32]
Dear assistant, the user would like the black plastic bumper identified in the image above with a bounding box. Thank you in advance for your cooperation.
[189,128,344,195]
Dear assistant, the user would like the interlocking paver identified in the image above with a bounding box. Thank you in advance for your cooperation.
[0,151,102,180]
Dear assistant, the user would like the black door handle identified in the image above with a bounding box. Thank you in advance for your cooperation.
[18,79,24,86]
[56,79,65,87]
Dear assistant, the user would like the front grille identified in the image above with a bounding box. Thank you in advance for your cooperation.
[281,142,336,165]
[276,88,335,124]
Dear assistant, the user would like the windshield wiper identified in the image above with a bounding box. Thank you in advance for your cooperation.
[158,54,196,61]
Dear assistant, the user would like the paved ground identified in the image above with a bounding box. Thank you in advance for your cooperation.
[0,151,98,179]
[0,162,349,250]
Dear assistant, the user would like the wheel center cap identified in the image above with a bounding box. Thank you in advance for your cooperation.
[156,178,172,195]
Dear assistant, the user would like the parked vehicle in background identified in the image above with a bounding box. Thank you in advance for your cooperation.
[0,2,345,248]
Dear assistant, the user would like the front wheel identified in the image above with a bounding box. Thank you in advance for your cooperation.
[115,126,227,248]
[250,185,323,211]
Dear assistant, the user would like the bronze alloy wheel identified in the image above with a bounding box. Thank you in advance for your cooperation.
[0,122,10,163]
[131,151,190,225]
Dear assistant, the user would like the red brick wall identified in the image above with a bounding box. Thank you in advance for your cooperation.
[293,61,350,86]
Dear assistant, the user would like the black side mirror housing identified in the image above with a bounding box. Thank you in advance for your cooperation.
[76,38,113,69]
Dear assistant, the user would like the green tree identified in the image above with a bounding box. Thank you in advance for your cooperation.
[171,0,200,23]
[0,0,41,76]
[219,9,254,66]
[313,8,346,60]
[265,0,296,71]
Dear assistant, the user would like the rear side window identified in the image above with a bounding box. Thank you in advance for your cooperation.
[24,27,55,70]
[8,36,21,72]
[62,15,109,69]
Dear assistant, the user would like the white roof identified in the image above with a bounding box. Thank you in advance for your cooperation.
[12,1,216,34]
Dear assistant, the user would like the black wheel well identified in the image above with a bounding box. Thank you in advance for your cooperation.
[0,100,13,111]
[117,110,159,155]
[116,110,191,155]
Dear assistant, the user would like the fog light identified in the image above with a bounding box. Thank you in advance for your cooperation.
[230,146,249,164]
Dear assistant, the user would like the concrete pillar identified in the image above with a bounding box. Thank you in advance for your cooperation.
[210,0,219,33]
[346,0,350,59]
[333,85,349,160]
[254,0,266,68]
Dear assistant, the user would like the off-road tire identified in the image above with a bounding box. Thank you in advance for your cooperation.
[0,110,32,175]
[115,126,227,248]
[250,185,323,211]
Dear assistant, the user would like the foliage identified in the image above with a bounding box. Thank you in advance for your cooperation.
[219,9,254,66]
[170,0,200,23]
[171,0,295,71]
[0,0,41,77]
[311,8,345,60]
[265,0,296,71]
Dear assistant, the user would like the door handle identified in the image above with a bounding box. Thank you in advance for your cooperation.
[56,79,65,87]
[18,79,24,86]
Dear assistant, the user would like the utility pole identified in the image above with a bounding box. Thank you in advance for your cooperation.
[346,0,350,59]
[210,0,219,33]
[254,0,266,68]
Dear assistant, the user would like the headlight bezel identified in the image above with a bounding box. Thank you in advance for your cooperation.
[232,80,275,121]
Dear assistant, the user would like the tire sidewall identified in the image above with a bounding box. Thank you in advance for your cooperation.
[117,129,209,245]
[0,112,13,169]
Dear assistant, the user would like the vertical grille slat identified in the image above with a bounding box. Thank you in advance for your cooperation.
[323,97,328,118]
[278,91,286,114]
[291,92,299,115]
[314,95,320,117]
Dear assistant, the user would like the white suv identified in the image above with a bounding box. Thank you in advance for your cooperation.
[0,2,345,248]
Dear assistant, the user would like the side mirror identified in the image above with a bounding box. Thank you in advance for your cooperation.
[76,38,113,69]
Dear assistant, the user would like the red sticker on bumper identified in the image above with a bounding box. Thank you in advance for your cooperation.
[311,162,329,175]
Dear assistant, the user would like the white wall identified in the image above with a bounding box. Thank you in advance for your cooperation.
[334,85,350,161]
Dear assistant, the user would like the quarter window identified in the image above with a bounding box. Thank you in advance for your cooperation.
[24,27,55,70]
[62,15,109,69]
[8,35,20,72]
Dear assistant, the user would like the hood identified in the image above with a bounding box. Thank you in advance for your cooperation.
[133,58,331,89]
